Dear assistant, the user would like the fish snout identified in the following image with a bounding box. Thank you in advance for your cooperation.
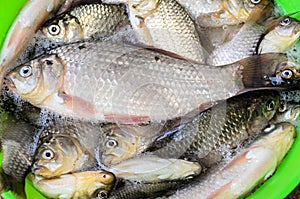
[4,74,16,89]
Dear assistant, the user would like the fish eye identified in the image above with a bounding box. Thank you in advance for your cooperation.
[106,139,118,148]
[42,149,54,160]
[281,69,293,79]
[279,102,287,112]
[48,24,60,36]
[19,65,33,78]
[266,99,275,111]
[280,18,291,26]
[250,0,261,4]
[97,191,108,199]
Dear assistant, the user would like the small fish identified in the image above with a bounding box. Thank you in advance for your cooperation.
[109,154,201,183]
[176,0,271,27]
[167,122,296,199]
[99,122,173,166]
[258,17,300,53]
[150,91,280,166]
[5,41,300,124]
[32,122,101,178]
[125,0,206,63]
[41,3,129,45]
[28,170,115,199]
[105,180,187,199]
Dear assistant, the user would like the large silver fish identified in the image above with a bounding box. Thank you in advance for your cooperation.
[5,41,300,124]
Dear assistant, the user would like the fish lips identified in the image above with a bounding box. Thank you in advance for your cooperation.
[4,75,16,90]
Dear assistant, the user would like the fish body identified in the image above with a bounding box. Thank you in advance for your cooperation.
[259,17,300,53]
[28,170,115,199]
[32,122,101,178]
[206,3,274,66]
[176,0,271,27]
[106,180,186,199]
[41,3,129,45]
[109,154,201,183]
[150,91,280,166]
[1,119,39,183]
[5,41,299,124]
[168,122,296,199]
[126,0,205,63]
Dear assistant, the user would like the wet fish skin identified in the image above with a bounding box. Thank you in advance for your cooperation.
[42,3,129,45]
[175,0,271,27]
[167,122,296,199]
[126,0,206,63]
[259,17,300,53]
[105,180,186,199]
[150,91,280,166]
[5,41,300,124]
[29,170,115,199]
[1,118,39,183]
[206,3,275,66]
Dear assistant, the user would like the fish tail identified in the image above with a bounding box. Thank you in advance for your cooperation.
[245,0,273,24]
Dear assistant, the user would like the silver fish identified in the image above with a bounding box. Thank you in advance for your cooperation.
[176,0,272,27]
[150,91,280,166]
[5,41,300,124]
[259,17,300,53]
[167,122,296,199]
[125,0,206,63]
[1,119,39,183]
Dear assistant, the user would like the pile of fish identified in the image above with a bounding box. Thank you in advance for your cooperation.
[0,0,300,198]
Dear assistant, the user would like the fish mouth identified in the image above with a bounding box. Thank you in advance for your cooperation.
[3,75,16,90]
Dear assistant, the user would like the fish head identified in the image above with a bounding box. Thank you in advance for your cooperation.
[225,0,270,22]
[239,53,300,87]
[274,17,300,44]
[100,123,163,166]
[91,171,116,198]
[42,13,83,44]
[100,125,143,166]
[32,134,82,178]
[5,54,64,105]
[247,92,280,132]
[271,101,300,127]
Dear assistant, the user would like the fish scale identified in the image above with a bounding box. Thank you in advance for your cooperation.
[6,41,300,123]
[150,91,280,166]
[42,3,129,44]
[127,0,206,63]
